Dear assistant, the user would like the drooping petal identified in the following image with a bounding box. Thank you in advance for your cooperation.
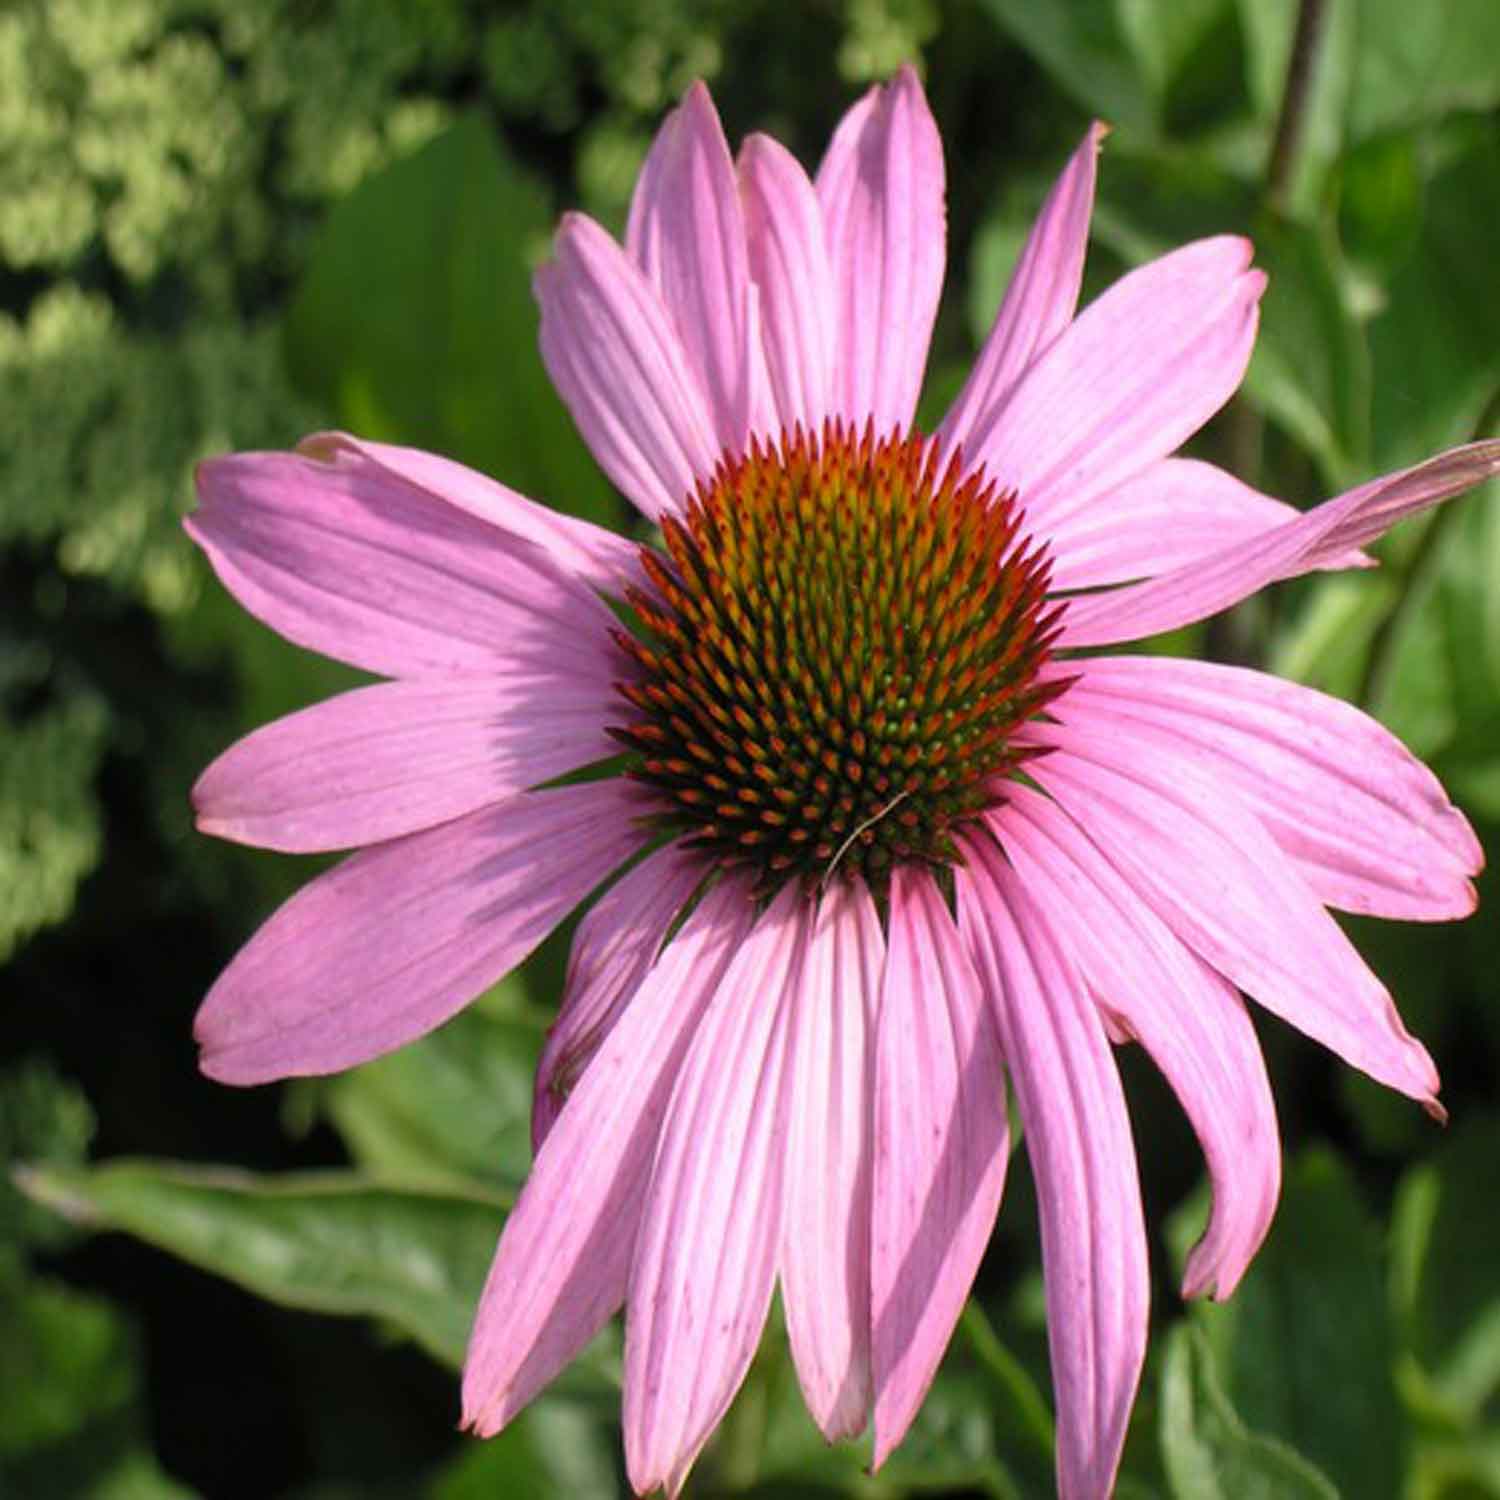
[959,836,1149,1500]
[194,780,647,1085]
[1023,724,1444,1110]
[1060,440,1500,649]
[780,878,884,1441]
[626,83,767,452]
[1052,657,1481,919]
[939,123,1104,457]
[816,63,945,437]
[532,843,707,1151]
[194,674,617,854]
[966,237,1264,536]
[871,867,1010,1467]
[1044,457,1369,592]
[624,883,806,1497]
[536,213,720,522]
[463,875,756,1438]
[991,786,1280,1299]
[739,131,837,434]
[187,449,615,680]
[301,433,642,596]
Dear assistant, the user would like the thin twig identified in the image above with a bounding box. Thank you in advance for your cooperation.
[1265,0,1330,217]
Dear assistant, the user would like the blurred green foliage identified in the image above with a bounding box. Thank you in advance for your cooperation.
[5,0,1500,1495]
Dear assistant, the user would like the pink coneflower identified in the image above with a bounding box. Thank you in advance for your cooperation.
[187,67,1499,1499]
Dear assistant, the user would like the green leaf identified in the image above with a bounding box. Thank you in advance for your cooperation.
[1269,571,1398,698]
[320,1000,543,1196]
[285,115,620,531]
[1348,0,1500,142]
[1366,129,1500,472]
[1339,131,1425,284]
[1115,0,1236,124]
[1159,1323,1340,1499]
[1088,142,1256,266]
[1391,1115,1500,1426]
[1184,1147,1403,1498]
[427,1404,620,1500]
[1432,484,1500,816]
[17,1161,505,1370]
[1243,215,1370,486]
[976,0,1159,135]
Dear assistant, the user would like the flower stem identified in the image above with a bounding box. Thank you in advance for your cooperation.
[1265,0,1330,216]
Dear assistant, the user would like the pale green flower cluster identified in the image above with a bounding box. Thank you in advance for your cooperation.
[0,0,466,958]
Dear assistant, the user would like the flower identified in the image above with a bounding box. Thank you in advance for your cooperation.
[186,65,1500,1500]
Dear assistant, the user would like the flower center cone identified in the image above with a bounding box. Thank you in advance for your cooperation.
[611,420,1071,896]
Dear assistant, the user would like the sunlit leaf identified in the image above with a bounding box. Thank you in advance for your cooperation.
[1391,1116,1500,1426]
[1180,1148,1402,1497]
[1159,1323,1339,1499]
[320,1000,543,1196]
[18,1161,505,1371]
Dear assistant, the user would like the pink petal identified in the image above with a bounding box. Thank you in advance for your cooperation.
[1060,440,1500,649]
[780,878,884,1442]
[739,131,837,434]
[194,674,618,855]
[1053,656,1481,920]
[871,867,1010,1468]
[532,844,707,1151]
[939,123,1104,458]
[1045,458,1370,592]
[194,780,647,1085]
[991,787,1280,1300]
[966,237,1264,536]
[536,213,720,522]
[301,433,642,596]
[186,449,615,680]
[624,883,806,1496]
[815,64,945,437]
[1024,725,1444,1110]
[958,837,1149,1500]
[463,874,756,1437]
[625,83,767,453]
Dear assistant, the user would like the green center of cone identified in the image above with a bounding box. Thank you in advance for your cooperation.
[611,422,1067,897]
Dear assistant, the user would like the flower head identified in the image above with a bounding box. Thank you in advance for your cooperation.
[187,66,1500,1499]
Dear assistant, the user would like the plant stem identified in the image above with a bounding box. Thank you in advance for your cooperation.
[1265,0,1330,217]
[1213,0,1333,665]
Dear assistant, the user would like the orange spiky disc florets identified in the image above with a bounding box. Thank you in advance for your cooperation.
[610,420,1069,896]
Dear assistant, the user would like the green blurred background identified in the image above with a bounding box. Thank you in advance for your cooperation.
[3,1,1499,1496]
